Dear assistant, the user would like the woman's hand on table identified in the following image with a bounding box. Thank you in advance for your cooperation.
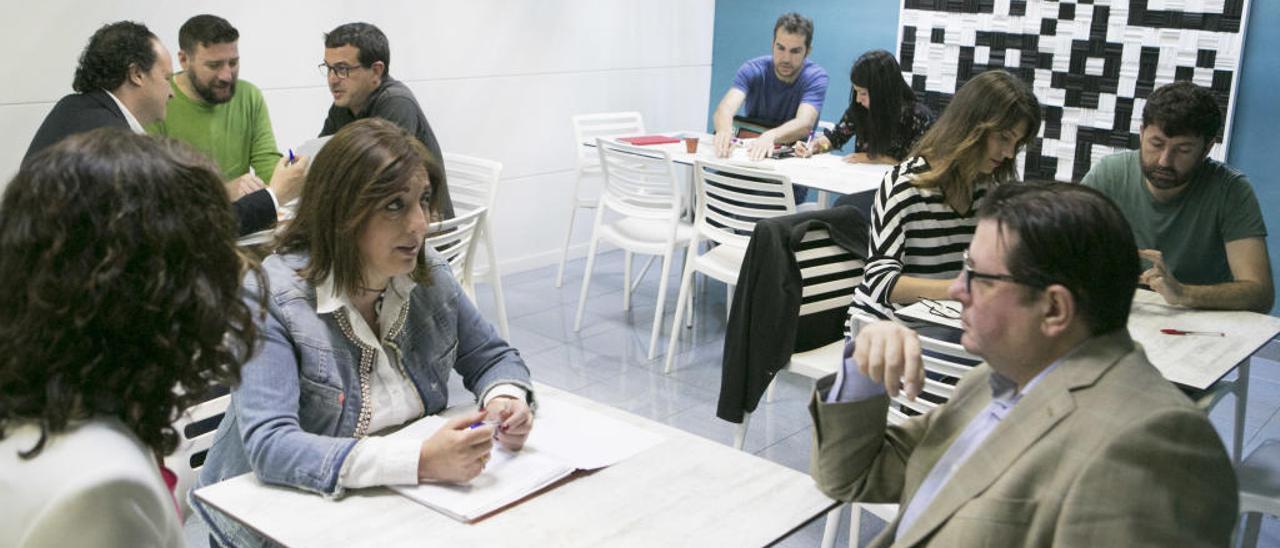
[417,410,495,484]
[486,396,534,451]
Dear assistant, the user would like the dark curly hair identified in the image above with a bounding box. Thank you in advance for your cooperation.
[0,128,260,459]
[73,21,158,93]
[1142,80,1223,143]
[277,118,443,297]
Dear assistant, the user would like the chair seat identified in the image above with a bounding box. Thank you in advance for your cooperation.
[786,339,843,379]
[691,243,746,285]
[600,217,694,254]
[1240,439,1280,515]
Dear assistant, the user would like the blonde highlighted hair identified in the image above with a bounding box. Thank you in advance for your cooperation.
[909,70,1041,194]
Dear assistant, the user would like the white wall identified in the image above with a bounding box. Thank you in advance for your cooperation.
[0,0,715,273]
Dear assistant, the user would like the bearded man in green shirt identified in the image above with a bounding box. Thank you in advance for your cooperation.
[150,14,304,236]
[1082,81,1272,313]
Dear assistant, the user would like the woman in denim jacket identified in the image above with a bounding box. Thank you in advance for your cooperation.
[197,119,534,546]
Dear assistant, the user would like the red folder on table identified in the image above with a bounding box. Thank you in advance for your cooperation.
[617,135,681,146]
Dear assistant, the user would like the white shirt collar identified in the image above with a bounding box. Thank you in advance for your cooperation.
[315,272,415,315]
[103,89,146,134]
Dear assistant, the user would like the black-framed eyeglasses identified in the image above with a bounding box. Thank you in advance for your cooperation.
[318,62,366,79]
[961,250,1045,294]
[919,298,961,320]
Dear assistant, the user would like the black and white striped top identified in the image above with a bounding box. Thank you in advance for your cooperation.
[848,156,992,321]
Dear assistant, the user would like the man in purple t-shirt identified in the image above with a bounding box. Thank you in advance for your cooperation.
[712,12,828,162]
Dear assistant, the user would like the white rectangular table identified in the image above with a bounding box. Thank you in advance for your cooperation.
[195,384,836,547]
[590,133,892,198]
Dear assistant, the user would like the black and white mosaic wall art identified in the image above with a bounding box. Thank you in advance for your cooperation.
[898,0,1250,181]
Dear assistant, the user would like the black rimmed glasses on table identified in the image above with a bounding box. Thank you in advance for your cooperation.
[919,298,961,320]
[318,62,366,79]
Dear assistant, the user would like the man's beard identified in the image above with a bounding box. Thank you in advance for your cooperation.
[1141,158,1197,190]
[193,77,236,105]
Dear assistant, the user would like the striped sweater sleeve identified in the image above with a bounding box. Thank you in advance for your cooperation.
[849,158,927,320]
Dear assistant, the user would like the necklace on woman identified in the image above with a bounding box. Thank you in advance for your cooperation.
[359,285,387,316]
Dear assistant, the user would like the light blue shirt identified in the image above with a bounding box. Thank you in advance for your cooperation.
[826,338,1061,540]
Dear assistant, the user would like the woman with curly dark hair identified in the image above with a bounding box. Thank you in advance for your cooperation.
[795,49,934,164]
[195,118,534,546]
[0,128,258,546]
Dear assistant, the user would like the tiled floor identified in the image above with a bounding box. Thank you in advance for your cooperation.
[469,249,1280,547]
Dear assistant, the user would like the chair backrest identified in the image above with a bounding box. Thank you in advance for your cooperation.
[164,390,231,518]
[572,112,645,170]
[888,327,981,425]
[443,152,503,214]
[595,138,683,224]
[693,159,796,249]
[427,206,487,288]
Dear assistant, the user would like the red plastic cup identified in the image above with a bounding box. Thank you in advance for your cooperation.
[684,137,699,153]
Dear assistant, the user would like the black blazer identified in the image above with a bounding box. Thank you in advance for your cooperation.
[717,206,870,423]
[25,90,127,162]
[24,90,277,236]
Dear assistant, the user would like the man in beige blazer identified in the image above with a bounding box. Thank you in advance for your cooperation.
[812,182,1237,547]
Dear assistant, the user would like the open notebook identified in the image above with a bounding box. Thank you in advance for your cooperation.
[384,397,664,522]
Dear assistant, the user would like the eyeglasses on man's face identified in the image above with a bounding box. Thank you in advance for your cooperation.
[960,250,1045,295]
[318,62,366,79]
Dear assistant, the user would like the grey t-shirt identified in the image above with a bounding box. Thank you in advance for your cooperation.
[1082,150,1266,285]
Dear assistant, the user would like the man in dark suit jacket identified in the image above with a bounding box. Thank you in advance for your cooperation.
[25,21,300,236]
[814,183,1237,546]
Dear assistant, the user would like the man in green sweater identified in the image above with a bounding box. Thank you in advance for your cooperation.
[150,14,304,235]
[1082,81,1272,313]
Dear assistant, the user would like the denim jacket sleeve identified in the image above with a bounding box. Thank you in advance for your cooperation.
[424,258,534,405]
[232,269,358,497]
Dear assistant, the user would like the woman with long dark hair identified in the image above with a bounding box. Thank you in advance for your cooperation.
[796,49,934,164]
[0,129,258,546]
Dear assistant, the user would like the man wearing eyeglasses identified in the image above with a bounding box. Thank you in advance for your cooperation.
[150,14,306,236]
[319,22,453,219]
[810,182,1236,546]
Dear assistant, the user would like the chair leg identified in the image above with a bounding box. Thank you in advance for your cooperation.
[623,251,633,311]
[725,283,735,322]
[733,412,751,450]
[848,504,863,548]
[1240,512,1262,548]
[573,232,603,332]
[647,248,676,360]
[665,246,699,374]
[819,505,844,548]
[555,198,582,288]
[1234,360,1251,464]
[480,222,510,340]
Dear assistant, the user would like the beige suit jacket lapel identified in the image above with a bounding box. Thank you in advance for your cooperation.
[891,332,1135,547]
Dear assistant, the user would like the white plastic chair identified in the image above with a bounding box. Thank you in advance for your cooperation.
[664,160,796,373]
[574,138,693,359]
[733,224,866,449]
[826,314,982,547]
[427,207,487,301]
[164,391,231,519]
[1237,439,1280,547]
[557,112,646,288]
[443,152,509,339]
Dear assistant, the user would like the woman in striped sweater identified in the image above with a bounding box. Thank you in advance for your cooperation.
[849,70,1042,321]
